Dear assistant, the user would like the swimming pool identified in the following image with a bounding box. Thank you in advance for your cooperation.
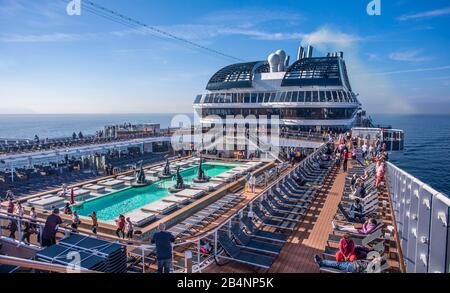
[74,163,235,221]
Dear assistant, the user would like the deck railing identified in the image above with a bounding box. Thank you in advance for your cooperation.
[386,162,450,273]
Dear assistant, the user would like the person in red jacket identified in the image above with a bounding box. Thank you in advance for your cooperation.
[336,234,357,262]
[342,148,349,172]
[115,214,126,239]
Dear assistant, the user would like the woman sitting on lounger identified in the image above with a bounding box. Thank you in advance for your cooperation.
[348,199,364,223]
[336,234,357,262]
[332,218,378,235]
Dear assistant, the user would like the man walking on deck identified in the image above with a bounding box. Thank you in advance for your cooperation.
[151,223,175,273]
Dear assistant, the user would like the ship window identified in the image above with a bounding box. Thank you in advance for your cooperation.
[332,91,338,102]
[224,93,232,103]
[305,91,312,102]
[264,92,271,103]
[194,95,202,104]
[257,93,264,103]
[312,91,319,102]
[251,93,257,103]
[338,91,343,102]
[319,91,326,102]
[244,93,250,103]
[292,91,298,102]
[298,91,305,102]
[326,91,332,102]
[286,92,292,102]
[269,92,276,102]
[204,94,210,103]
[237,93,243,103]
[280,92,286,102]
[231,93,237,103]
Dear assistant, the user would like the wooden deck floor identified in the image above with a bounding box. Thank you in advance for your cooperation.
[205,163,347,273]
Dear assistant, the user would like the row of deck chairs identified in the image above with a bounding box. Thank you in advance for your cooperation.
[0,136,140,155]
[167,193,245,238]
[126,193,246,271]
[317,162,389,273]
[215,147,335,270]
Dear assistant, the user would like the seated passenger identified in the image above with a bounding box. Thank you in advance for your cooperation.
[63,203,72,215]
[350,174,358,189]
[314,254,383,273]
[336,234,357,262]
[332,218,378,235]
[348,199,364,223]
[350,181,366,199]
[360,170,370,182]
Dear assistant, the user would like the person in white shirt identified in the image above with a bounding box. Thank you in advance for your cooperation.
[362,143,368,158]
[126,217,134,239]
[15,203,24,217]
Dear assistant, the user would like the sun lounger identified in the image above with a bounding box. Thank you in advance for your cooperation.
[83,184,106,193]
[191,181,224,192]
[260,201,302,222]
[124,209,156,227]
[231,225,282,255]
[173,188,205,199]
[30,196,65,210]
[241,216,288,243]
[99,179,125,189]
[217,233,275,269]
[117,175,136,183]
[162,195,190,205]
[253,206,296,230]
[141,200,177,214]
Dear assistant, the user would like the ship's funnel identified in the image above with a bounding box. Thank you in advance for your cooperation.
[284,55,290,68]
[297,46,304,60]
[306,45,314,58]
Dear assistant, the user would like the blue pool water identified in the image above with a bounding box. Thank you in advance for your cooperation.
[74,163,234,221]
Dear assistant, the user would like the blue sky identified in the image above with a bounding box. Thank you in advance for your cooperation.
[0,0,449,114]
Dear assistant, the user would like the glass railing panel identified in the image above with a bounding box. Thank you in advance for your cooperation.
[429,193,450,273]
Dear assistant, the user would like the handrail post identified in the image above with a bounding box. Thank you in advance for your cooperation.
[17,217,22,244]
[185,250,193,273]
[214,230,218,256]
[142,247,145,273]
[197,239,201,270]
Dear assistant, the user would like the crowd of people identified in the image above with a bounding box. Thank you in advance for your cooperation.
[313,130,389,273]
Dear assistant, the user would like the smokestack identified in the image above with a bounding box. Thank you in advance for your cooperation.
[297,46,304,60]
[339,51,344,58]
[284,55,290,68]
[306,45,314,58]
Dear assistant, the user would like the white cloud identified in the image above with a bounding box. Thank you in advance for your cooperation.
[300,26,361,50]
[388,49,432,62]
[0,32,93,43]
[368,65,450,76]
[298,26,414,113]
[111,24,305,41]
[398,6,450,21]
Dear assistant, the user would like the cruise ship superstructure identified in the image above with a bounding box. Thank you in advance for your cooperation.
[194,45,372,132]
